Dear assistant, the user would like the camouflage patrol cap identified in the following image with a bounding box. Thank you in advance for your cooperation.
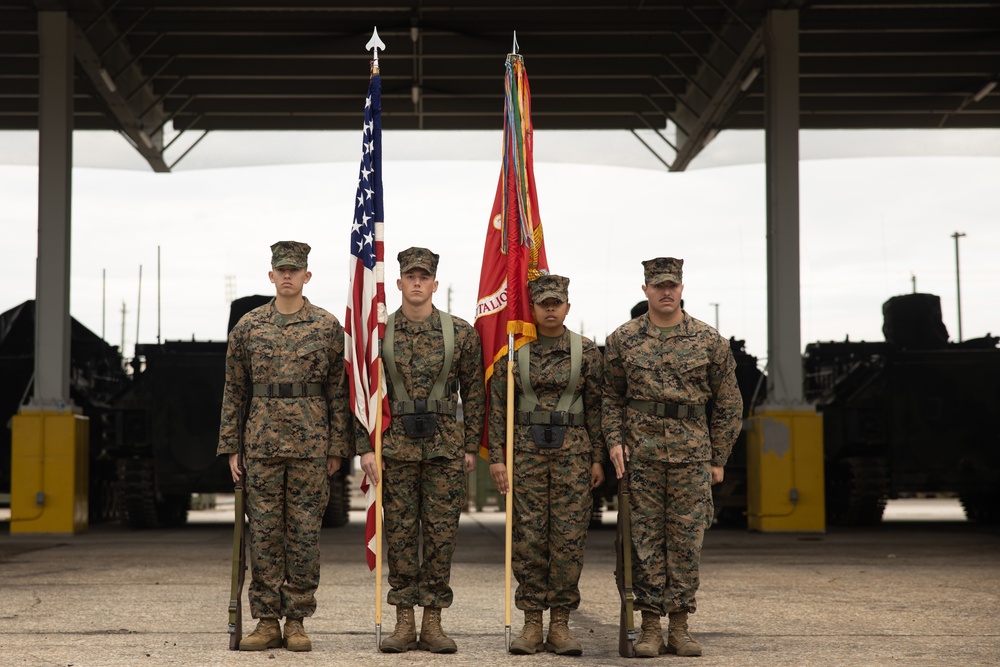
[270,241,311,268]
[642,257,683,286]
[398,247,439,274]
[529,274,570,303]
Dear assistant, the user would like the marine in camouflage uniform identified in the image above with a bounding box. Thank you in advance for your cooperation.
[488,274,604,656]
[218,241,352,652]
[603,257,742,658]
[358,247,485,654]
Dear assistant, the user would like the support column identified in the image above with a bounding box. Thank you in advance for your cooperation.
[13,11,89,534]
[750,10,825,532]
[763,10,804,408]
[33,11,75,411]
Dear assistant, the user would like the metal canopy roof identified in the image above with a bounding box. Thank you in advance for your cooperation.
[4,0,999,171]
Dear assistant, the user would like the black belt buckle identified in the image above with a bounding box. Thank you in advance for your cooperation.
[531,423,566,449]
[279,383,293,398]
[402,412,438,438]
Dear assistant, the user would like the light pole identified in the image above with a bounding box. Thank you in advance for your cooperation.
[709,302,719,330]
[952,231,966,342]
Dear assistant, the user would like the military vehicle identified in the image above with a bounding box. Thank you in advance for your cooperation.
[1,296,353,530]
[713,292,1000,527]
[804,293,1000,525]
[710,337,766,527]
[0,300,128,523]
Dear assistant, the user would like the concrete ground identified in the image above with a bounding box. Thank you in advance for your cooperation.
[1,498,998,667]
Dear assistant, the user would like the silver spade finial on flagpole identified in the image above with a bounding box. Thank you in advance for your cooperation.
[367,27,386,70]
[512,30,519,55]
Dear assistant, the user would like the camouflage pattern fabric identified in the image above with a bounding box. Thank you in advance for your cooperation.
[487,330,604,463]
[245,457,329,618]
[487,330,604,611]
[602,312,742,466]
[217,297,352,621]
[356,306,484,609]
[629,459,712,614]
[382,456,467,608]
[218,297,353,459]
[511,451,592,611]
[602,311,742,616]
[356,306,485,460]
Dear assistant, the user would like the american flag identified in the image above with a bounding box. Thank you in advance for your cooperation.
[344,72,388,571]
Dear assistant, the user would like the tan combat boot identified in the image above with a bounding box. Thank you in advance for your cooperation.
[633,611,667,658]
[380,607,418,653]
[417,607,458,653]
[283,618,311,652]
[667,611,702,657]
[508,609,544,654]
[545,607,583,656]
[239,618,282,651]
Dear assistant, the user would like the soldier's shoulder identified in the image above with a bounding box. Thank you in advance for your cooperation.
[234,302,273,331]
[308,302,342,327]
[448,313,477,335]
[609,315,646,341]
[684,314,727,345]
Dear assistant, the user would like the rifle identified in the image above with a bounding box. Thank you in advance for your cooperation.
[227,410,248,650]
[615,466,636,658]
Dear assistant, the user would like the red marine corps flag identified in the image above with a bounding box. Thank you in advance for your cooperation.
[474,41,550,455]
[473,37,549,649]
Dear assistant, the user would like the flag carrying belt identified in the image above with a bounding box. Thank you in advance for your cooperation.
[252,382,323,398]
[628,399,706,419]
[515,332,584,448]
[383,311,458,438]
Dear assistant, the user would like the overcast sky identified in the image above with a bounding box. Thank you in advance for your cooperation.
[2,128,999,369]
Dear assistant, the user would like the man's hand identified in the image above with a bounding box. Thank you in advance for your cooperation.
[360,451,381,486]
[590,462,605,490]
[609,444,630,479]
[489,462,509,494]
[711,465,724,485]
[465,453,477,474]
[326,456,341,477]
[228,453,241,483]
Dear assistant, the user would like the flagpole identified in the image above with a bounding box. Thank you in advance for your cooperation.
[365,26,387,649]
[374,360,385,647]
[504,332,515,650]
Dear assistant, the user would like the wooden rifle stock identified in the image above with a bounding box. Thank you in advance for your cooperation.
[227,409,249,650]
[615,467,636,658]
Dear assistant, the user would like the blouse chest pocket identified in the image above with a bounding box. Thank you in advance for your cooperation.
[296,340,326,358]
[294,339,327,377]
[666,352,709,390]
[623,351,660,388]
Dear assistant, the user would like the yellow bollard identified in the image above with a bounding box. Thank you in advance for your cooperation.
[10,411,89,534]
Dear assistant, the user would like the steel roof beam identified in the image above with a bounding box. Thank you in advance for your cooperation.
[671,26,764,171]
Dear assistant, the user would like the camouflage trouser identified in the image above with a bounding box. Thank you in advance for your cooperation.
[512,451,591,611]
[383,456,467,609]
[245,457,328,619]
[629,459,712,615]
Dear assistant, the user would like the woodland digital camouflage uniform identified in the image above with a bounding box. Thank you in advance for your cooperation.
[488,330,604,611]
[218,297,352,620]
[356,305,485,609]
[602,311,742,615]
